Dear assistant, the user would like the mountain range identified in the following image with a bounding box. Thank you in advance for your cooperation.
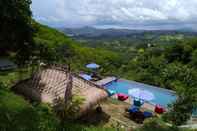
[59,26,197,40]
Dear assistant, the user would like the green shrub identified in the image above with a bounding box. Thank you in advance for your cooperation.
[137,118,178,131]
[54,95,85,120]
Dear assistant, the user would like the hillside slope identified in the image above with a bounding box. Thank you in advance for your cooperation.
[0,22,122,131]
[33,23,121,73]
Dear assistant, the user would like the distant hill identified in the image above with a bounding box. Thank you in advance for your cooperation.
[59,26,197,40]
[58,26,197,53]
[60,26,143,38]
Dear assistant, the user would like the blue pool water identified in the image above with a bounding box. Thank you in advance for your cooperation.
[104,79,177,108]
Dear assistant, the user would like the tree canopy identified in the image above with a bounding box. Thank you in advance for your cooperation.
[0,0,34,65]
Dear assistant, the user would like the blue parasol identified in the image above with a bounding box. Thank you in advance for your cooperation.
[86,63,100,69]
[128,88,155,101]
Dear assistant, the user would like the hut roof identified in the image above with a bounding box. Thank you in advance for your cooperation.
[12,65,108,116]
[72,74,108,115]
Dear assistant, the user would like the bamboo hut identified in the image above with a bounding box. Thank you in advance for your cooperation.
[12,64,108,116]
[72,74,108,115]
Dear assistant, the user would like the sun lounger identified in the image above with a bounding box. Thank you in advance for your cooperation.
[126,106,153,124]
[143,111,153,118]
[127,106,139,113]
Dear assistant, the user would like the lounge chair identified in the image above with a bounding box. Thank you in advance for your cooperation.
[125,106,146,124]
[127,106,139,114]
[143,111,153,118]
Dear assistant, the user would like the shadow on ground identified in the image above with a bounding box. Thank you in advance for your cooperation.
[77,108,111,126]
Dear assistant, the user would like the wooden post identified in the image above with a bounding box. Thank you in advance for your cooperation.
[64,64,72,103]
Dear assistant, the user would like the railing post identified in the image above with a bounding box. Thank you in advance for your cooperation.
[64,71,72,103]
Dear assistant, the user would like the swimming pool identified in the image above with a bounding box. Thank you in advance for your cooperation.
[104,79,177,108]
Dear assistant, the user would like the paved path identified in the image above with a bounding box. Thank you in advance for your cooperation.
[96,77,117,86]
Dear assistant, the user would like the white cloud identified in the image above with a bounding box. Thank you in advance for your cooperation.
[31,0,197,29]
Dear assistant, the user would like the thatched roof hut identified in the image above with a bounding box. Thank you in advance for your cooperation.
[12,64,108,116]
[72,74,108,115]
[12,65,69,103]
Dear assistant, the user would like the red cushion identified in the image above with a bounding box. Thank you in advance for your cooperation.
[155,105,165,114]
[117,93,129,101]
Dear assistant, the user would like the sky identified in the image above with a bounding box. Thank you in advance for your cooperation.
[31,0,197,30]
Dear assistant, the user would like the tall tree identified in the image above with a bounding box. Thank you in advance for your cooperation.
[0,0,34,65]
[163,64,197,125]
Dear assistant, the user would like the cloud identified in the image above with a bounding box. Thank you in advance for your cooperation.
[31,0,197,29]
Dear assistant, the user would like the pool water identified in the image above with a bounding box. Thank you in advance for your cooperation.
[104,79,177,108]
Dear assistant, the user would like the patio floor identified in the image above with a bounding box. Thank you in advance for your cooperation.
[78,98,141,130]
[101,98,140,129]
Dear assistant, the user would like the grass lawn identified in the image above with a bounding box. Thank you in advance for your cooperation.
[0,67,33,87]
[0,87,58,130]
[0,70,20,86]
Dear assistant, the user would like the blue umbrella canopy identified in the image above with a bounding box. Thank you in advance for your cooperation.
[79,74,92,81]
[86,63,100,69]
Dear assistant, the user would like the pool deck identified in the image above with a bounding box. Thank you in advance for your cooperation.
[96,77,157,111]
[95,77,117,86]
[111,94,155,111]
